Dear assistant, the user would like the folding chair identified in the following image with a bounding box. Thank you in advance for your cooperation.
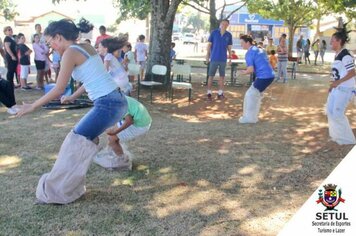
[138,65,168,103]
[171,64,193,102]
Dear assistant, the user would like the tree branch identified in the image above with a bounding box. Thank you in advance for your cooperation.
[224,2,247,19]
[182,1,210,14]
[217,1,244,10]
[165,0,182,25]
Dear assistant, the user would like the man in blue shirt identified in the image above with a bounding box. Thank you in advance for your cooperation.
[206,19,233,100]
[239,34,275,123]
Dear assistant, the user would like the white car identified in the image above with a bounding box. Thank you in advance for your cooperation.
[183,33,198,44]
[172,32,183,41]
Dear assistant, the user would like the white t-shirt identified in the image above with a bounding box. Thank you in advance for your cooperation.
[331,48,355,88]
[104,53,130,92]
[135,42,148,62]
[125,51,135,65]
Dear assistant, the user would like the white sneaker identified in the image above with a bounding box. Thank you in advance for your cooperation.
[94,152,132,171]
[7,107,19,115]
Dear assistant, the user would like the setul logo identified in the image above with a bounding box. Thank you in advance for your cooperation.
[316,184,345,211]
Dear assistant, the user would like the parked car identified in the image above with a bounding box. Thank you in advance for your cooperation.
[172,32,183,41]
[183,33,198,44]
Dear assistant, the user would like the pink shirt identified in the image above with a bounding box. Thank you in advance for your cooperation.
[95,34,111,48]
[33,42,48,61]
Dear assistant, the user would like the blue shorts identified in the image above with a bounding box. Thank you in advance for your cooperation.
[208,61,227,77]
[253,77,274,92]
[73,90,128,140]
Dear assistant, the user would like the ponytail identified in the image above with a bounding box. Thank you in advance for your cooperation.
[332,22,351,46]
[44,18,93,41]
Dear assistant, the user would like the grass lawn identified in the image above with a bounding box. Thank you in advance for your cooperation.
[0,73,354,235]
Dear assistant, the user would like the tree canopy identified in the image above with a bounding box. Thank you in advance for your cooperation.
[113,0,151,23]
[0,0,18,20]
[247,0,316,56]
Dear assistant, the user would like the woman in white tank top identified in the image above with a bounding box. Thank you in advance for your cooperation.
[16,18,128,204]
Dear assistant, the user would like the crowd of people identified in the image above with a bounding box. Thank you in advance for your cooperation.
[0,18,354,205]
[0,22,150,114]
[296,35,328,65]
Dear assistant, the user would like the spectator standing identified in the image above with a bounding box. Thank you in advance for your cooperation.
[266,38,277,55]
[95,25,110,49]
[269,50,278,70]
[32,33,49,89]
[320,39,327,64]
[17,33,32,90]
[312,39,320,65]
[205,19,233,100]
[123,43,136,83]
[263,36,269,48]
[296,35,304,64]
[276,37,288,82]
[170,42,176,65]
[134,35,148,80]
[31,23,44,43]
[3,26,18,87]
[304,39,311,64]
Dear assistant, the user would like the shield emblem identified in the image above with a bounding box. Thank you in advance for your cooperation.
[324,190,337,205]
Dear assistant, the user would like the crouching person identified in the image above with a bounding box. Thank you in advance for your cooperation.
[239,34,275,123]
[94,96,152,170]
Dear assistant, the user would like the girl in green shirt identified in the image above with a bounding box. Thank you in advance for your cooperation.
[94,96,152,170]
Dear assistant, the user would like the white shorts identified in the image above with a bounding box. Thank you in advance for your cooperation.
[45,60,50,71]
[52,63,59,69]
[138,61,146,70]
[20,65,30,79]
[117,123,151,142]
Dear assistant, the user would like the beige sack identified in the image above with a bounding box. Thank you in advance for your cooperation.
[36,130,99,204]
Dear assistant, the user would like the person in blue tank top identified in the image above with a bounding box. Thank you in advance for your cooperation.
[16,18,128,204]
[239,34,275,124]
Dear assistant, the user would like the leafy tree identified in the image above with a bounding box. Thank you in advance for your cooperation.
[0,0,18,20]
[313,0,355,41]
[184,12,209,33]
[112,0,150,24]
[247,0,316,57]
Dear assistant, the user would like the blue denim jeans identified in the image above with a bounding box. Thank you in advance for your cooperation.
[73,90,128,140]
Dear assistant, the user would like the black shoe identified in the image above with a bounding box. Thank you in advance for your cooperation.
[21,86,32,91]
[217,93,225,100]
[207,93,212,101]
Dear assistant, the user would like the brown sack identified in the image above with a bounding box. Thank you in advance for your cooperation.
[36,130,98,204]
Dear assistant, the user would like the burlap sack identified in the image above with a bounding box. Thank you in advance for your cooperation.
[239,85,262,123]
[36,130,99,204]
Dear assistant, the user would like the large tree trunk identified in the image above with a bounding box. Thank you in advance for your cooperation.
[288,25,296,58]
[209,0,219,32]
[147,0,181,80]
[313,17,321,42]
